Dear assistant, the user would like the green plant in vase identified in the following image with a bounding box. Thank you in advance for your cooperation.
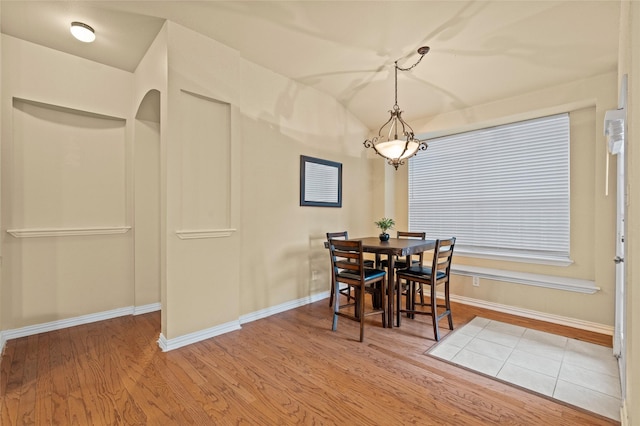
[374,217,395,241]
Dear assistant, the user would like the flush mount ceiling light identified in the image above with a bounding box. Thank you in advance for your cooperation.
[364,46,430,170]
[70,21,95,43]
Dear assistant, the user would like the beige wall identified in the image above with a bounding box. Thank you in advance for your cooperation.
[238,49,373,314]
[0,22,374,343]
[133,24,168,333]
[1,35,135,328]
[392,72,618,327]
[0,5,3,336]
[149,22,373,338]
[133,114,161,307]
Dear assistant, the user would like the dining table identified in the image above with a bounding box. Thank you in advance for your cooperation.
[327,236,437,328]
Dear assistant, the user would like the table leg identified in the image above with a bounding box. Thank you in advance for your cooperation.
[387,254,395,328]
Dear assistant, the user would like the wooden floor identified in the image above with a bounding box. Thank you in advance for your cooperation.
[1,299,618,425]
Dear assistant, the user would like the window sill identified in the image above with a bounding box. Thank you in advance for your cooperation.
[455,248,573,267]
[451,265,599,294]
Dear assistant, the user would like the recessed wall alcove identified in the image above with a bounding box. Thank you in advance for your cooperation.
[134,89,161,311]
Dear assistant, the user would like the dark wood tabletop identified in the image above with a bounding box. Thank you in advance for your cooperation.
[352,237,436,257]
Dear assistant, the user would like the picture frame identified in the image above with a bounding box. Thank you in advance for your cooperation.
[300,155,342,207]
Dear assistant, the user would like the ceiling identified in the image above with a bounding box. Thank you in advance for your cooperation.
[0,1,621,131]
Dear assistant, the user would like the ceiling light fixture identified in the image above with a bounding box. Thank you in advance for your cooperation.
[70,21,95,43]
[364,46,430,169]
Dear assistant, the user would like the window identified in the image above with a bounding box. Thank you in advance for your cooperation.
[409,113,570,264]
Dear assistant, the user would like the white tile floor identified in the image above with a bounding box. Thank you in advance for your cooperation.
[428,317,622,421]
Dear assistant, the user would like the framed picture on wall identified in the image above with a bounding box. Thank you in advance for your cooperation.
[300,155,342,207]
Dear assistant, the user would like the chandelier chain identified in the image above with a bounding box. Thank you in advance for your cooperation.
[396,52,427,72]
[393,51,428,107]
[363,46,430,170]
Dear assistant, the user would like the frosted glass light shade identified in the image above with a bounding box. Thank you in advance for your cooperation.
[375,139,420,160]
[70,22,95,43]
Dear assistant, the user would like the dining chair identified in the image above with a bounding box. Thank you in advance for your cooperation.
[379,231,426,269]
[326,231,374,307]
[378,231,427,307]
[328,238,386,342]
[395,237,456,341]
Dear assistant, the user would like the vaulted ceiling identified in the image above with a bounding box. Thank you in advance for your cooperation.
[0,1,621,130]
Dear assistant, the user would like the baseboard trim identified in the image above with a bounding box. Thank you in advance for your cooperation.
[157,320,241,352]
[2,306,134,342]
[621,398,629,426]
[450,294,614,335]
[0,292,330,354]
[134,303,161,315]
[156,292,329,351]
[0,333,6,359]
[239,291,328,324]
[0,303,162,345]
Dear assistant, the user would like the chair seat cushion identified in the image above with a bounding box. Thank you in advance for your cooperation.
[397,266,446,280]
[338,267,386,281]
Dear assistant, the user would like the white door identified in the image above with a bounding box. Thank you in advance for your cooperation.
[609,74,627,398]
[613,144,626,397]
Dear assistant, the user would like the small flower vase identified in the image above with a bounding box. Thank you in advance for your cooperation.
[379,233,390,242]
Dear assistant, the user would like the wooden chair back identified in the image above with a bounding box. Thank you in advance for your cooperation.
[431,237,456,284]
[328,239,365,285]
[326,231,349,240]
[397,231,427,265]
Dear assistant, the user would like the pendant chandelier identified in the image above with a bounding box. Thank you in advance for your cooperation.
[364,46,430,169]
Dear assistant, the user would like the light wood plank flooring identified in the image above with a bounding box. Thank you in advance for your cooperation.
[1,300,618,425]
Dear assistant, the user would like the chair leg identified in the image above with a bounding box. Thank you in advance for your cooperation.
[445,282,453,330]
[329,275,335,307]
[381,277,387,328]
[408,281,416,319]
[431,283,440,341]
[332,282,339,332]
[359,285,366,342]
[395,277,401,327]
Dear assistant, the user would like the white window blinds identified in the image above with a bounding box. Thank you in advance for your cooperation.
[304,161,339,203]
[409,113,570,262]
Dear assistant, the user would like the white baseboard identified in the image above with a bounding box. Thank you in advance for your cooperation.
[0,333,6,359]
[0,290,612,358]
[157,320,242,352]
[134,302,161,315]
[0,303,162,350]
[0,292,329,355]
[157,292,329,351]
[239,291,328,324]
[450,294,614,335]
[2,306,134,343]
[621,398,629,426]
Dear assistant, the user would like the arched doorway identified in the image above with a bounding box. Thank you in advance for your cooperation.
[134,90,161,314]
